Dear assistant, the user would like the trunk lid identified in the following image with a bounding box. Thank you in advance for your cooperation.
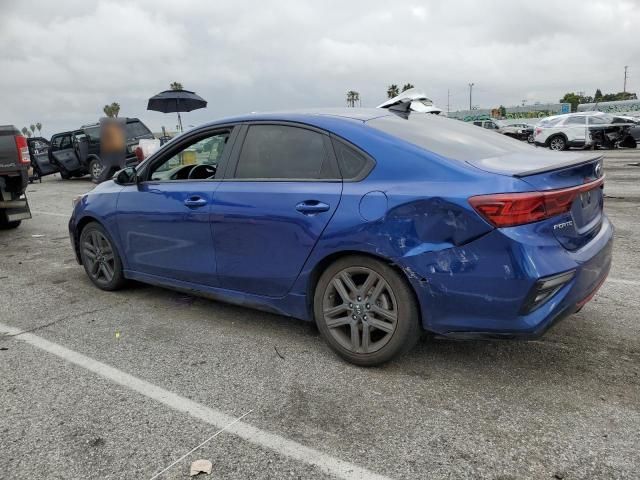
[468,151,604,251]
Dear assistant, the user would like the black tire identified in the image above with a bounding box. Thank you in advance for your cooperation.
[0,213,21,230]
[314,255,420,366]
[89,159,103,184]
[79,221,126,291]
[548,135,567,151]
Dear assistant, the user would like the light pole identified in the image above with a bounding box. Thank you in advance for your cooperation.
[468,83,474,111]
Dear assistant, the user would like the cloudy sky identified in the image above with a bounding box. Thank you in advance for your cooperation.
[1,0,639,136]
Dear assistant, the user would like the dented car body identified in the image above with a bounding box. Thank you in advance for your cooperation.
[69,109,613,363]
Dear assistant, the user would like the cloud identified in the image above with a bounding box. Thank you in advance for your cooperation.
[1,0,639,136]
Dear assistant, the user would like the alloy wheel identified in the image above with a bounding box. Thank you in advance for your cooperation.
[82,230,115,284]
[322,266,398,354]
[550,137,565,151]
[92,162,102,179]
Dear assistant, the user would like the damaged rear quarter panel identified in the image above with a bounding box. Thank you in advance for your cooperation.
[293,135,544,329]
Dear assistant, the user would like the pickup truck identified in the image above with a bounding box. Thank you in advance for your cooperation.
[0,125,32,229]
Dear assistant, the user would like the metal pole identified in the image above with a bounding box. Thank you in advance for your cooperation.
[468,83,474,111]
[447,89,450,114]
[624,65,628,93]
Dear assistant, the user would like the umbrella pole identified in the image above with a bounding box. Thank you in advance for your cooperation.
[177,112,183,133]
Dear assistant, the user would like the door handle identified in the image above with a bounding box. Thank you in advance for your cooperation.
[184,196,207,208]
[295,200,330,215]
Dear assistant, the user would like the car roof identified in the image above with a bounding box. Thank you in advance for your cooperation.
[197,108,394,129]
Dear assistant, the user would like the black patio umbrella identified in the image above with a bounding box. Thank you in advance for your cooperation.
[147,89,207,132]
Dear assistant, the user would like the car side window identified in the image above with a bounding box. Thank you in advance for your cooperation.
[332,140,373,181]
[84,126,101,143]
[234,125,332,180]
[566,116,585,125]
[59,135,72,149]
[51,136,62,150]
[149,131,230,181]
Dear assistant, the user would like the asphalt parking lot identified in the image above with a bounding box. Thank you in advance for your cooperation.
[1,150,639,480]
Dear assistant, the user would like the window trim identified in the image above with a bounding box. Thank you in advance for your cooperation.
[137,125,238,184]
[223,121,342,182]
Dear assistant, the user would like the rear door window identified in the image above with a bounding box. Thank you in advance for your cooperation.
[59,135,72,149]
[234,124,334,180]
[566,116,586,125]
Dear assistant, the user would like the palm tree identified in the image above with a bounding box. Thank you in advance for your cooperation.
[21,127,28,136]
[387,84,400,99]
[401,83,414,92]
[103,102,121,118]
[346,90,360,107]
[30,124,36,135]
[170,81,184,91]
[36,122,42,136]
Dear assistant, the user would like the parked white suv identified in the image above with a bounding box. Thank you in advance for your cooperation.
[533,112,611,151]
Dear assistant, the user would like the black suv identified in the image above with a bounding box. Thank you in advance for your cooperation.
[48,118,154,182]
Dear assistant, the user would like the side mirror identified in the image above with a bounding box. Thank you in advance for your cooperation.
[114,166,138,185]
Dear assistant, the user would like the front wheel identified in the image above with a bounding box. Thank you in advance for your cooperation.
[79,222,126,291]
[314,256,420,366]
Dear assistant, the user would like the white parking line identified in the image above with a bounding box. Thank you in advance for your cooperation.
[0,322,390,480]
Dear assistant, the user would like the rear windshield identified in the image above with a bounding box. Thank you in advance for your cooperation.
[367,113,533,161]
[125,121,152,139]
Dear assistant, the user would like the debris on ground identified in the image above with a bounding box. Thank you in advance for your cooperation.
[190,459,213,476]
[274,345,285,360]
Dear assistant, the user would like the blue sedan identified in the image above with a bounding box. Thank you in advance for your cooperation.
[69,109,613,366]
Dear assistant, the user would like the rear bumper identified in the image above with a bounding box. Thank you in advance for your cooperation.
[398,215,614,337]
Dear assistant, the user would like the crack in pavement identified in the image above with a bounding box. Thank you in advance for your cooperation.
[3,306,116,337]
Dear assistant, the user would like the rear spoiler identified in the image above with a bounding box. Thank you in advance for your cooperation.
[466,151,603,178]
[513,155,603,177]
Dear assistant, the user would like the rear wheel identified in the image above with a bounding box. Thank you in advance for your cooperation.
[314,255,420,366]
[79,222,126,291]
[0,212,21,230]
[548,135,567,151]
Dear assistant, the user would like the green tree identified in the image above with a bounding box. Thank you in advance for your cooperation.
[21,127,28,136]
[401,83,414,92]
[499,105,507,117]
[346,90,360,107]
[559,92,592,112]
[30,124,36,135]
[36,122,42,136]
[594,89,603,101]
[387,84,400,98]
[170,81,184,90]
[103,102,121,118]
[601,91,637,101]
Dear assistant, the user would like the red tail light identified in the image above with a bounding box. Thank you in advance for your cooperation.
[134,146,144,162]
[469,177,604,228]
[535,128,542,136]
[14,135,30,165]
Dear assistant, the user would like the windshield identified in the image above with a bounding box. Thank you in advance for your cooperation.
[367,113,533,161]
